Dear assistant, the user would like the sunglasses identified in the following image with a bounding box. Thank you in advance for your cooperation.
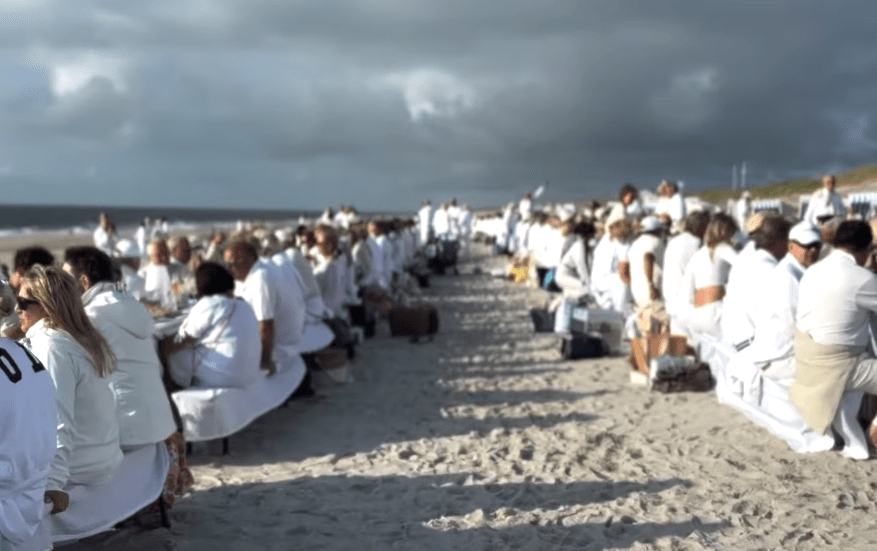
[16,296,40,311]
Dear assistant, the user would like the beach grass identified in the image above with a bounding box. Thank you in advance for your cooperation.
[695,163,877,203]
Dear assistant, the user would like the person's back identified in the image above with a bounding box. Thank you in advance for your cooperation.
[25,321,122,489]
[0,337,57,550]
[262,259,306,358]
[722,215,790,350]
[797,249,875,347]
[662,231,700,310]
[172,295,262,388]
[83,282,176,448]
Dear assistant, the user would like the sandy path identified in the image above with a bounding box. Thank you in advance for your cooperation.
[64,243,877,550]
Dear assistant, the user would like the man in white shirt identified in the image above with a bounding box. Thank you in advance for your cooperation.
[803,174,848,227]
[666,181,687,229]
[225,240,304,374]
[745,223,822,384]
[628,216,666,309]
[722,214,791,351]
[140,238,176,311]
[168,235,197,296]
[792,220,877,439]
[662,210,709,321]
[63,246,177,449]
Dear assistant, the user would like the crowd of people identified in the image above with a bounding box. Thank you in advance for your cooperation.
[4,174,877,548]
[474,175,877,459]
[1,204,460,550]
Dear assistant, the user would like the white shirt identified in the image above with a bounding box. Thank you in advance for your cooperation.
[141,264,175,311]
[804,187,847,226]
[722,248,779,346]
[83,282,176,448]
[555,238,591,298]
[747,253,806,380]
[25,319,122,491]
[798,249,877,347]
[667,192,687,226]
[171,295,262,389]
[432,209,450,238]
[662,232,701,313]
[590,235,630,289]
[120,264,145,300]
[362,236,388,289]
[313,254,348,319]
[628,233,665,307]
[235,260,304,361]
[0,338,57,546]
[93,226,114,256]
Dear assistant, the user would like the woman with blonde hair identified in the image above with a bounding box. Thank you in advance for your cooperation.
[17,265,121,513]
[675,213,739,338]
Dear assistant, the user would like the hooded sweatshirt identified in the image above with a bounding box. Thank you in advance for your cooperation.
[83,281,176,448]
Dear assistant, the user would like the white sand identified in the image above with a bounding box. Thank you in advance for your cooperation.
[38,243,877,550]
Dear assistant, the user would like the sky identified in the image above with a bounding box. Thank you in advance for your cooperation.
[1,1,876,212]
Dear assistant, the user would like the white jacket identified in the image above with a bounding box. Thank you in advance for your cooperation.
[0,338,57,545]
[83,281,176,448]
[170,295,262,389]
[25,319,122,491]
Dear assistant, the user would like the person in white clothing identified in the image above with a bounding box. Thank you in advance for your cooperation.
[803,174,848,227]
[676,213,738,338]
[745,223,822,384]
[0,279,58,550]
[225,240,304,374]
[140,238,176,311]
[734,191,752,234]
[722,215,791,351]
[607,183,644,224]
[590,219,633,314]
[18,265,122,514]
[92,213,116,257]
[662,210,709,321]
[312,226,348,319]
[554,220,596,300]
[62,247,176,450]
[628,216,666,309]
[418,200,433,246]
[665,181,687,229]
[162,262,262,389]
[114,239,146,300]
[792,221,877,442]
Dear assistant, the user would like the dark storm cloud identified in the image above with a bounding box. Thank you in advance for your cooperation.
[0,0,875,209]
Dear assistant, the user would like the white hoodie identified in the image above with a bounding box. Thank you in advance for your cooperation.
[82,281,176,448]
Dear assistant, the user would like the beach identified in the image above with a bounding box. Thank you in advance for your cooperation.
[31,240,873,550]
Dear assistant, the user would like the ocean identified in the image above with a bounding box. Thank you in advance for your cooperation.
[0,204,320,232]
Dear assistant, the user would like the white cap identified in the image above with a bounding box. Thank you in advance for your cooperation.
[639,215,664,233]
[115,239,140,258]
[789,222,821,246]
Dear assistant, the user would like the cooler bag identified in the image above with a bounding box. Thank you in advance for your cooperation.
[389,304,439,342]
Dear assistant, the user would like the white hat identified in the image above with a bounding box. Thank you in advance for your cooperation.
[789,222,821,246]
[115,239,140,258]
[639,215,664,233]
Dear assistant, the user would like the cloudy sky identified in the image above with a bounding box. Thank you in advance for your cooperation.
[1,1,875,211]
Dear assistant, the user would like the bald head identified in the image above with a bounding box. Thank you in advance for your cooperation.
[223,240,259,281]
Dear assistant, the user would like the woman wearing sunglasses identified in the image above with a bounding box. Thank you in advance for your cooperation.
[17,265,122,514]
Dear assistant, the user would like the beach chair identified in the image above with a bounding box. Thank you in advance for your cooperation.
[171,355,307,452]
[47,442,171,544]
